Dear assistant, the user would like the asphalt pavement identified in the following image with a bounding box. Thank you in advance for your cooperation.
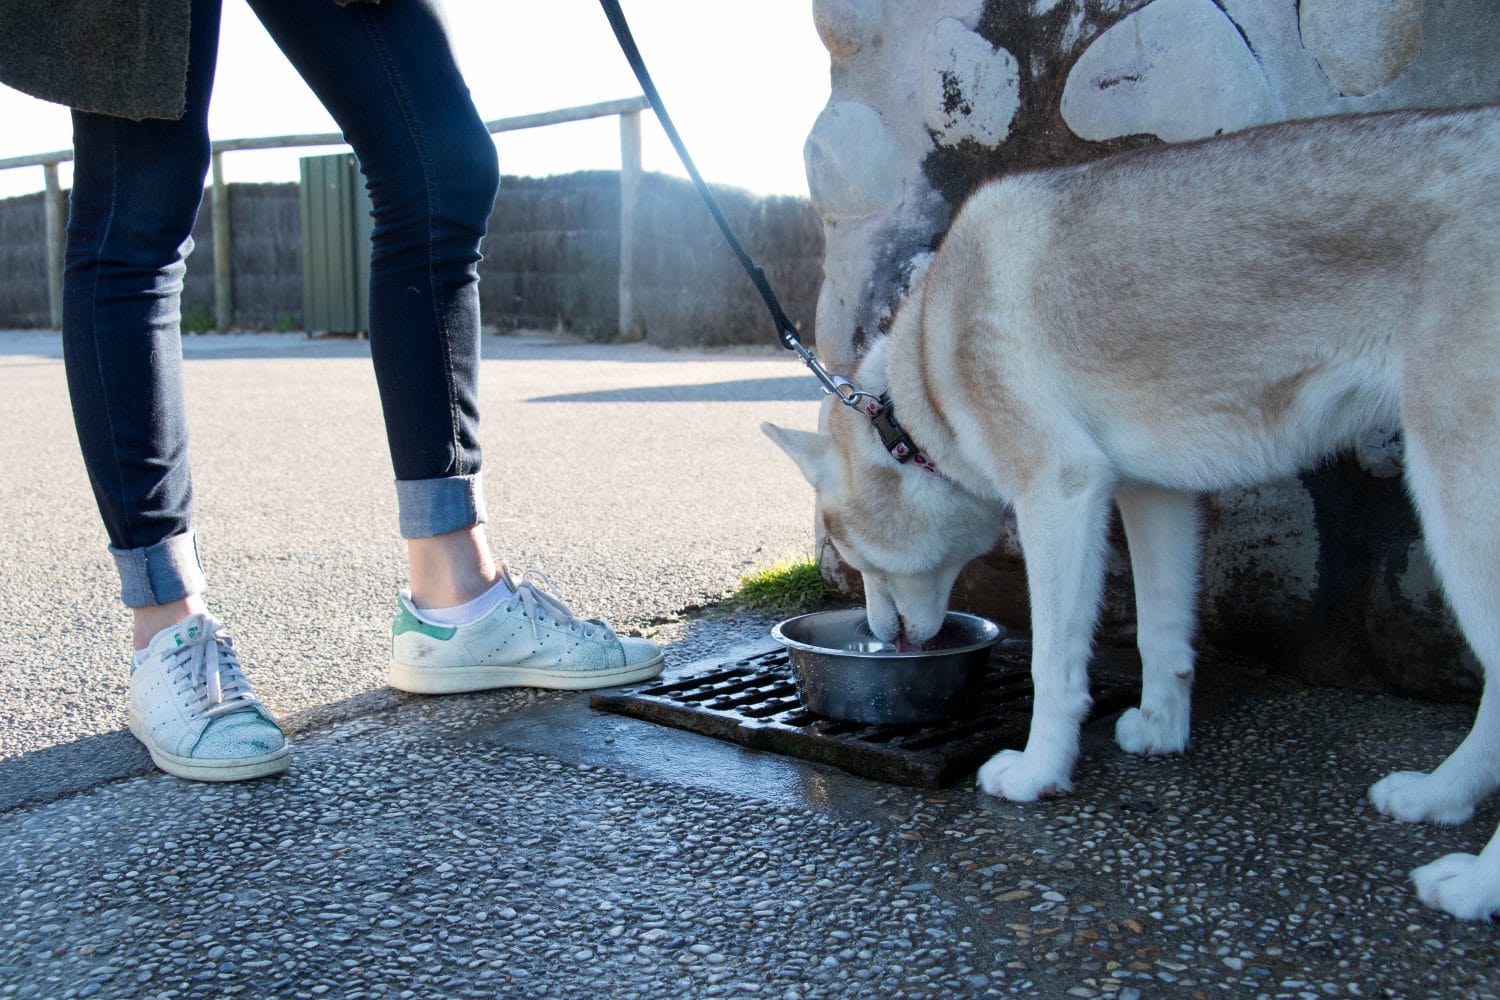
[0,330,823,806]
[0,330,1496,999]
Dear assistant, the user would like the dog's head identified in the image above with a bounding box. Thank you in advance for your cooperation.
[764,395,1001,648]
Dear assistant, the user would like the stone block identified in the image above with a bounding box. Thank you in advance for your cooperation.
[1060,0,1277,142]
[812,0,879,61]
[1300,0,1424,97]
[804,101,904,221]
[922,18,1020,147]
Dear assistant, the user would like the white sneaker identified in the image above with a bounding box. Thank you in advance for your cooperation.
[388,569,665,694]
[128,614,290,782]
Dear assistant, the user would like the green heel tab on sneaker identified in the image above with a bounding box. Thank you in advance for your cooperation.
[393,605,458,641]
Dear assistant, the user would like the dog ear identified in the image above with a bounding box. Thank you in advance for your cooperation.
[761,422,833,489]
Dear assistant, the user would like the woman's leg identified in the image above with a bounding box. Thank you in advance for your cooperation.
[62,0,223,645]
[250,0,662,691]
[246,0,502,608]
[63,0,288,780]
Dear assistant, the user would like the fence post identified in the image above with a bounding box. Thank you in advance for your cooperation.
[618,110,642,341]
[43,162,65,329]
[211,150,233,330]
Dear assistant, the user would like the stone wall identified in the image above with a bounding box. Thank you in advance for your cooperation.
[0,183,304,331]
[629,174,823,349]
[181,182,304,330]
[0,192,48,328]
[483,173,622,339]
[484,172,822,345]
[0,172,822,348]
[804,0,1500,698]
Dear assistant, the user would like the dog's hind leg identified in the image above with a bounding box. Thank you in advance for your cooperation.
[978,465,1114,801]
[1113,485,1201,756]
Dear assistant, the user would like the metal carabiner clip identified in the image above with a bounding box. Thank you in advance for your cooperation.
[827,373,879,410]
[782,325,878,409]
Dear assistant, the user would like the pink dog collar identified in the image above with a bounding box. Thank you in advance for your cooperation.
[865,393,938,474]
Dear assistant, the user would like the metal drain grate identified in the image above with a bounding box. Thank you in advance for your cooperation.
[590,643,1140,788]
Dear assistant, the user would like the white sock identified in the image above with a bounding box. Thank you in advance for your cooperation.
[417,576,515,627]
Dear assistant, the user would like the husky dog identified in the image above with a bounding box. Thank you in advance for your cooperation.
[765,105,1500,919]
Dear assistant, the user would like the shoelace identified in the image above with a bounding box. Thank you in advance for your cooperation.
[164,617,266,721]
[507,569,607,643]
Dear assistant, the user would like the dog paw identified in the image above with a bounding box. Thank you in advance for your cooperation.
[1412,853,1500,920]
[976,750,1071,802]
[1114,707,1188,756]
[1368,771,1475,826]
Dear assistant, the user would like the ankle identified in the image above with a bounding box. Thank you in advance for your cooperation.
[407,525,500,608]
[133,595,208,651]
[412,577,516,626]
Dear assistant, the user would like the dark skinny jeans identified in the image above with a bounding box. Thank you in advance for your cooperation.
[62,0,500,607]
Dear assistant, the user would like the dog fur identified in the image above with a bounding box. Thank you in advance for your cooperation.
[765,105,1500,919]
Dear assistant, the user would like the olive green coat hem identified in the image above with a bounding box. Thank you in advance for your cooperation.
[0,0,379,121]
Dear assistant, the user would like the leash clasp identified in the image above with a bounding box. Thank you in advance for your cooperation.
[783,325,878,409]
[827,373,880,410]
[785,325,939,474]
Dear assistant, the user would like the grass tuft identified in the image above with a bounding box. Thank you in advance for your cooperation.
[733,556,828,616]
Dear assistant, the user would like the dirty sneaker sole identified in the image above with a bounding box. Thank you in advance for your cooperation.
[128,712,291,782]
[388,652,665,695]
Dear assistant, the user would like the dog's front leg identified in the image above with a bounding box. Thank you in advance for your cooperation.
[1385,681,1500,919]
[1113,485,1200,756]
[978,471,1113,801]
[1369,416,1500,830]
[1410,819,1500,921]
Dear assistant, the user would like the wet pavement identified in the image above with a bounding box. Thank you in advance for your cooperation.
[1,333,1497,998]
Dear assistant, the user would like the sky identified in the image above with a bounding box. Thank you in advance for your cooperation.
[0,1,829,201]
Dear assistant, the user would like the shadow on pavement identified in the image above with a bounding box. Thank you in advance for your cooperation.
[0,730,154,813]
[0,686,407,815]
[528,375,819,404]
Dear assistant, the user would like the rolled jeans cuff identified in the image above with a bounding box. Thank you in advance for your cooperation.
[396,474,488,539]
[110,531,207,609]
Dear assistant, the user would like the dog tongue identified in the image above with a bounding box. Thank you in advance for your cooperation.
[894,634,919,653]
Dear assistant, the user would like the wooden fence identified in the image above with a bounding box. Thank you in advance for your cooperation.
[0,97,822,346]
[0,97,651,338]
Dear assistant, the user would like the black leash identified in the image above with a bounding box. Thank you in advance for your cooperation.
[596,0,870,406]
[596,0,936,472]
[596,0,797,345]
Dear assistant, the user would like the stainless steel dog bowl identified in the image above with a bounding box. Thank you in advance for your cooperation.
[772,609,1004,724]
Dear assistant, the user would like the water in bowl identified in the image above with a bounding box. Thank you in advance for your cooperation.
[840,637,902,655]
[840,619,968,655]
